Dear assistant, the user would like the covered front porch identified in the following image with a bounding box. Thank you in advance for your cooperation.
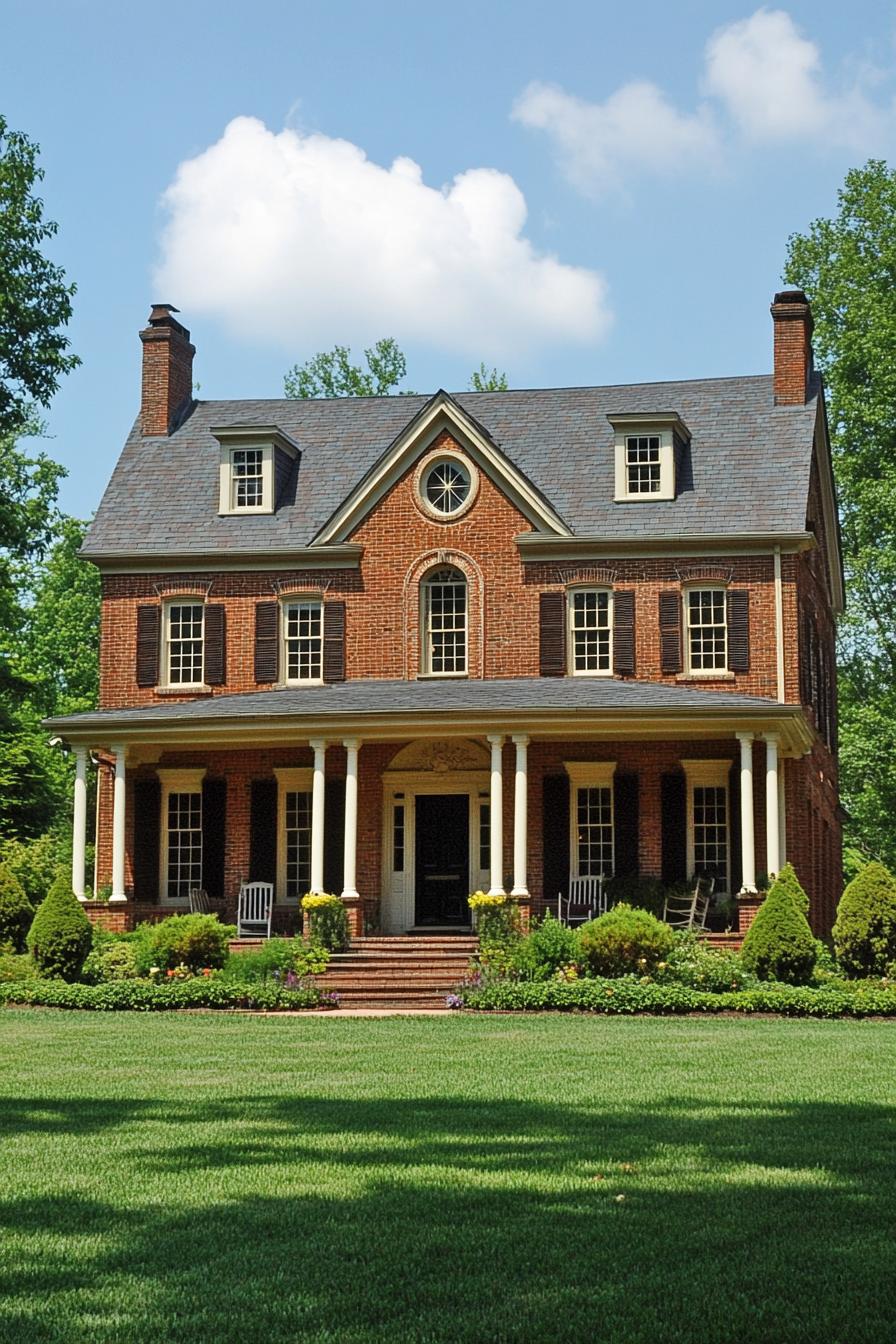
[47,677,815,938]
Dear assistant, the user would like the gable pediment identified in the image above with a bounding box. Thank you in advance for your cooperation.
[311,390,572,545]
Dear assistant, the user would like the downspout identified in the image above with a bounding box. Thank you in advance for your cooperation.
[774,546,786,703]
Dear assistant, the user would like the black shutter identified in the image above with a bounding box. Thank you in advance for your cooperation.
[201,778,226,900]
[249,779,277,884]
[254,602,279,684]
[728,759,741,895]
[204,605,226,686]
[133,777,161,901]
[539,592,566,676]
[613,773,639,878]
[323,777,345,895]
[660,772,687,884]
[542,774,570,905]
[659,592,682,674]
[613,590,636,675]
[136,605,160,687]
[727,590,750,673]
[323,601,346,683]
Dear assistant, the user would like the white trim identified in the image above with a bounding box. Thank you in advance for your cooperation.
[683,584,728,676]
[414,448,480,522]
[72,746,88,900]
[111,744,127,902]
[421,564,468,678]
[274,767,314,904]
[737,733,757,893]
[511,734,529,898]
[309,740,327,895]
[681,758,731,893]
[157,767,207,904]
[218,441,275,516]
[765,734,780,878]
[342,739,360,900]
[280,595,324,686]
[564,761,617,881]
[161,597,206,690]
[567,585,614,677]
[614,429,675,502]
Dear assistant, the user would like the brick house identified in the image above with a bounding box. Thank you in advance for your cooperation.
[48,291,843,938]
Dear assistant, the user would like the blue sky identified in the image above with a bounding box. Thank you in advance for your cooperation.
[4,0,895,517]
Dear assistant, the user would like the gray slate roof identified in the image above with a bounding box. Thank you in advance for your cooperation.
[82,375,819,558]
[46,676,786,733]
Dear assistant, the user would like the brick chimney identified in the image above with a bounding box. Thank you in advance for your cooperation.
[139,304,195,436]
[770,289,814,406]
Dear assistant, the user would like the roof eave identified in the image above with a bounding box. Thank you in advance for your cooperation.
[515,532,817,560]
[78,543,365,573]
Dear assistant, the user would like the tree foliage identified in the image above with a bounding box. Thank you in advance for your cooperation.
[284,338,409,398]
[469,363,508,392]
[832,860,896,978]
[0,115,79,438]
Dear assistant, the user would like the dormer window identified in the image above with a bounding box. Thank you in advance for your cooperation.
[214,425,300,516]
[609,413,690,503]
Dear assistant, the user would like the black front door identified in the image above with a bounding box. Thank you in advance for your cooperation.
[415,794,470,926]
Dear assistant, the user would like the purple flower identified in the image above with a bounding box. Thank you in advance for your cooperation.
[446,993,464,1009]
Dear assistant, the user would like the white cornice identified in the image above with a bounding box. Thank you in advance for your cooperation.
[515,532,817,561]
[80,544,364,574]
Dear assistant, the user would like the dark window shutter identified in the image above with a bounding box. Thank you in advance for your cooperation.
[254,602,279,684]
[542,774,570,904]
[660,772,687,884]
[249,779,277,884]
[727,590,750,673]
[136,605,160,687]
[539,592,566,676]
[324,777,345,894]
[728,760,741,895]
[133,777,161,901]
[613,590,636,676]
[323,601,346,683]
[659,592,682,674]
[201,778,226,900]
[613,773,639,878]
[204,605,226,685]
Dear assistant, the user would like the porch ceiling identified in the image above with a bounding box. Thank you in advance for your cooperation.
[45,678,815,755]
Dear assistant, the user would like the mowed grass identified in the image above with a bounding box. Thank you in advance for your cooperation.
[0,1014,893,1344]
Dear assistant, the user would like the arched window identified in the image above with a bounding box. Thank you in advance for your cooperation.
[422,566,467,676]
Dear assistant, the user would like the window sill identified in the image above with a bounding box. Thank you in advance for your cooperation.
[571,670,614,678]
[155,685,215,696]
[279,679,325,689]
[416,672,470,680]
[676,671,736,682]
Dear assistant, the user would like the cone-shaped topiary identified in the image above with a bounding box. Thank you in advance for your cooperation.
[832,861,896,978]
[771,862,810,916]
[0,866,34,952]
[27,874,93,981]
[741,872,816,984]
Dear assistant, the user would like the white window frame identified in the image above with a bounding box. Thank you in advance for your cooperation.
[162,598,206,689]
[610,414,686,502]
[682,759,731,894]
[281,597,324,685]
[565,761,617,880]
[214,426,299,517]
[684,585,728,675]
[158,768,206,903]
[421,566,468,678]
[414,449,480,522]
[274,767,313,904]
[568,586,614,677]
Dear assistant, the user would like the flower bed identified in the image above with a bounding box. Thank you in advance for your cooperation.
[0,978,338,1012]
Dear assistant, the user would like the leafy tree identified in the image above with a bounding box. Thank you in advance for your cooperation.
[784,162,896,867]
[18,516,99,717]
[284,338,409,398]
[0,115,79,438]
[832,860,896,977]
[469,363,508,392]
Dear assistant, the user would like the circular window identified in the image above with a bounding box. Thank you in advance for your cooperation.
[421,458,472,517]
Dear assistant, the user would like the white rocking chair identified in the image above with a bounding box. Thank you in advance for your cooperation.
[237,881,275,938]
[558,874,608,926]
[663,874,715,930]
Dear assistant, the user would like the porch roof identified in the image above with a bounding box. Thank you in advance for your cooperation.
[45,678,815,754]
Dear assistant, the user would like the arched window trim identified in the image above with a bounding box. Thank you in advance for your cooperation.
[420,564,468,678]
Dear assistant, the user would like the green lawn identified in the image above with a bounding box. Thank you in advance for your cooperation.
[0,1013,893,1343]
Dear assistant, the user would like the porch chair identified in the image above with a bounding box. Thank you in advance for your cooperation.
[188,888,210,914]
[558,874,608,927]
[237,881,275,939]
[662,873,715,930]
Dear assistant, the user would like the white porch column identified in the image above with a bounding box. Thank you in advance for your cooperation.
[778,761,787,868]
[487,734,505,895]
[309,739,327,894]
[737,733,757,893]
[765,734,780,880]
[110,743,127,902]
[342,738,360,900]
[71,746,88,901]
[511,734,529,897]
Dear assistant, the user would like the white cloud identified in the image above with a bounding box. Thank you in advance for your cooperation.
[512,79,719,196]
[154,116,610,358]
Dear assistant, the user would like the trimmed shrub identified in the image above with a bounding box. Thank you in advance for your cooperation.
[658,931,755,993]
[468,892,521,946]
[577,903,675,978]
[833,861,896,978]
[772,862,810,916]
[509,913,580,981]
[741,874,816,984]
[605,874,665,918]
[0,867,34,952]
[301,894,350,950]
[26,875,93,981]
[132,914,235,975]
[0,978,337,1012]
[81,939,140,984]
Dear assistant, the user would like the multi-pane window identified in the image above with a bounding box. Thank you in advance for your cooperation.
[284,601,323,682]
[166,791,202,900]
[693,785,728,889]
[393,799,405,874]
[570,589,612,673]
[423,567,467,675]
[686,589,727,671]
[166,603,204,685]
[231,448,264,509]
[479,799,491,873]
[625,435,661,494]
[284,791,312,900]
[422,459,471,516]
[576,786,614,878]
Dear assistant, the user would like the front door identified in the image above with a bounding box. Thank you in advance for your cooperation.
[415,794,470,926]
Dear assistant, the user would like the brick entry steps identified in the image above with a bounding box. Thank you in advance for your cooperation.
[319,936,479,1009]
